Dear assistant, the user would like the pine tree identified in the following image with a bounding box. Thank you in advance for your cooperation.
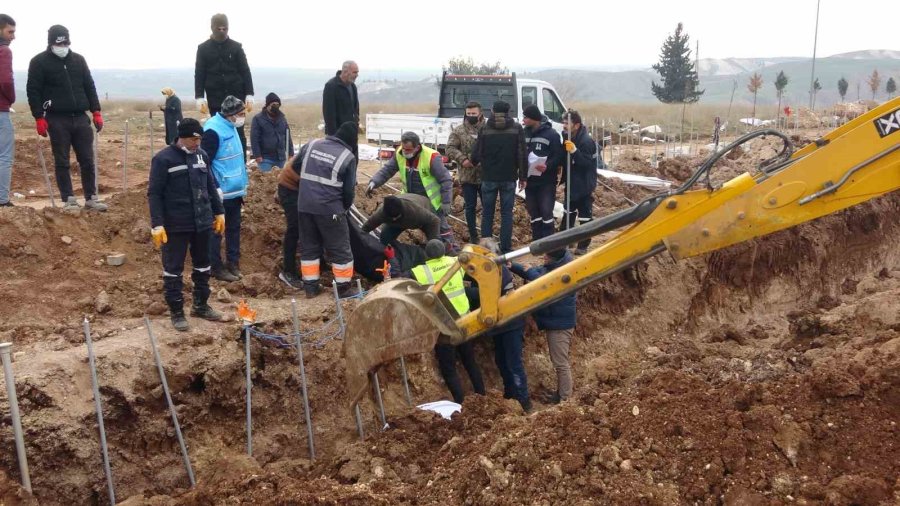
[650,23,704,104]
[887,77,896,99]
[837,77,849,102]
[867,69,881,101]
[812,78,822,110]
[443,56,508,76]
[774,71,789,124]
[747,73,764,122]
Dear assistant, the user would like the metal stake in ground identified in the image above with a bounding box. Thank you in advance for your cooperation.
[290,299,316,461]
[399,356,412,407]
[244,325,252,456]
[35,138,56,208]
[0,343,31,494]
[123,120,129,191]
[354,404,365,440]
[144,317,196,487]
[371,371,388,430]
[331,280,345,336]
[564,110,573,241]
[83,318,116,505]
[148,111,154,156]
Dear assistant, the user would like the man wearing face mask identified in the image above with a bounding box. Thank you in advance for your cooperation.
[250,92,293,172]
[159,87,182,145]
[26,25,107,211]
[148,118,226,331]
[322,60,359,158]
[445,101,484,242]
[201,96,249,282]
[195,13,254,161]
[367,131,456,251]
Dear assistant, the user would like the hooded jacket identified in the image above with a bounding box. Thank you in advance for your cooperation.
[322,71,359,135]
[524,120,564,187]
[561,125,598,200]
[0,38,13,111]
[510,251,576,330]
[26,48,100,118]
[194,37,253,110]
[471,112,527,182]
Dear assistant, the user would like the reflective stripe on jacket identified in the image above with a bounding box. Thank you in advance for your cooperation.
[396,146,442,211]
[411,256,469,317]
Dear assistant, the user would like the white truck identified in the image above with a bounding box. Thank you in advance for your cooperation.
[365,72,568,153]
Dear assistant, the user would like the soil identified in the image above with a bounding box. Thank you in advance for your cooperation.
[0,120,898,505]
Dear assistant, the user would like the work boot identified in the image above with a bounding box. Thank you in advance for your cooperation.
[0,201,14,207]
[573,247,588,256]
[212,266,239,282]
[191,303,223,321]
[84,196,108,211]
[225,261,243,279]
[337,281,360,298]
[170,311,189,332]
[278,271,304,290]
[541,391,561,405]
[63,196,81,210]
[520,398,534,414]
[303,281,322,299]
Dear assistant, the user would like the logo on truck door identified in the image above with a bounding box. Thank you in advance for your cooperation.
[874,108,900,137]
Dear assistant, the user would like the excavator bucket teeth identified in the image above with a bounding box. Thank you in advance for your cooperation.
[342,278,460,409]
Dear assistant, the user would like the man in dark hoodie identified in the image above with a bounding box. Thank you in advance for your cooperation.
[322,61,359,158]
[560,110,598,255]
[361,193,441,247]
[195,13,254,160]
[471,101,526,253]
[522,104,564,240]
[0,14,15,208]
[251,92,294,172]
[26,25,107,211]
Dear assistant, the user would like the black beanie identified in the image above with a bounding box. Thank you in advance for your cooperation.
[47,25,70,46]
[335,121,357,146]
[265,92,281,107]
[523,104,542,121]
[425,239,445,260]
[177,118,204,139]
[383,196,402,220]
[492,100,510,114]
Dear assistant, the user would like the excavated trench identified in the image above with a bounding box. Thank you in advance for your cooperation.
[0,151,898,504]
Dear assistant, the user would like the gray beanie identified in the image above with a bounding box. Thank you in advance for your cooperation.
[425,239,445,260]
[220,95,245,116]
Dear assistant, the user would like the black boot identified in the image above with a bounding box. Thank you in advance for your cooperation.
[170,310,189,332]
[337,281,359,298]
[191,303,223,321]
[225,261,243,279]
[212,265,239,282]
[304,281,322,299]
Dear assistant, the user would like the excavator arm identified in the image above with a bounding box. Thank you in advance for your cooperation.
[343,97,900,408]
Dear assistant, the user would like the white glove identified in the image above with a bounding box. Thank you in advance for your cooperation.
[245,95,255,113]
[7,108,13,113]
[197,98,208,113]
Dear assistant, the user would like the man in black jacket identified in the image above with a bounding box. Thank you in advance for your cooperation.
[522,104,564,240]
[560,110,598,255]
[195,13,254,160]
[251,92,293,172]
[471,101,526,253]
[159,87,182,145]
[322,61,359,157]
[148,119,226,331]
[26,25,107,211]
[361,193,441,246]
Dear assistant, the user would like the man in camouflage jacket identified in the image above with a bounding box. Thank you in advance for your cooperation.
[445,100,484,242]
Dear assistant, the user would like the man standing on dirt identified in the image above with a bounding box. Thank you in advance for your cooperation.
[445,101,484,242]
[202,96,249,283]
[275,152,303,290]
[159,87,182,145]
[322,61,359,158]
[294,121,359,299]
[148,118,226,331]
[0,14,15,208]
[471,101,526,253]
[522,104,564,240]
[26,25,107,211]
[251,92,293,172]
[367,131,457,251]
[560,110,598,255]
[195,13,254,161]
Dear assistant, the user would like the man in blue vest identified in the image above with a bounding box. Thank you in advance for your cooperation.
[148,118,226,331]
[295,121,359,298]
[202,95,249,282]
[367,131,457,250]
[412,239,485,404]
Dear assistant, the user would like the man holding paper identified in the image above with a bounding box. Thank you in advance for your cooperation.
[522,105,564,240]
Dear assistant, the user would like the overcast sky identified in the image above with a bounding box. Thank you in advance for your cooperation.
[5,0,898,71]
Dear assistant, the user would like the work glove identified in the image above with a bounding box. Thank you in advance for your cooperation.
[35,118,49,137]
[213,214,225,235]
[245,95,255,113]
[441,203,451,215]
[366,181,375,197]
[197,98,208,114]
[564,140,577,153]
[151,226,168,248]
[384,245,395,260]
[92,112,104,133]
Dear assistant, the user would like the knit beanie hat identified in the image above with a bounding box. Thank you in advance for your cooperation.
[335,121,357,146]
[425,239,445,260]
[219,95,245,116]
[177,118,204,139]
[492,100,510,114]
[523,104,542,121]
[47,25,70,46]
[265,92,281,107]
[383,196,402,220]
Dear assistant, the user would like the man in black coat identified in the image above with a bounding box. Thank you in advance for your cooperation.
[522,104,564,241]
[250,92,294,172]
[147,118,226,331]
[195,13,254,160]
[160,87,182,145]
[26,25,107,211]
[560,110,598,255]
[322,61,359,157]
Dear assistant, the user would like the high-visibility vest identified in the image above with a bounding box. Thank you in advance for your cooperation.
[396,145,442,211]
[411,256,469,316]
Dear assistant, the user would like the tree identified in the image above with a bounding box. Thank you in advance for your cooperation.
[812,78,822,110]
[443,56,508,76]
[887,77,897,99]
[774,71,789,124]
[747,72,764,121]
[837,77,849,102]
[867,69,881,100]
[650,23,704,104]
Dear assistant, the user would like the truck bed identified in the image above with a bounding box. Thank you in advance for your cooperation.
[365,113,462,149]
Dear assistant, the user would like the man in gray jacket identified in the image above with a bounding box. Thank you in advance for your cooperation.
[361,193,441,246]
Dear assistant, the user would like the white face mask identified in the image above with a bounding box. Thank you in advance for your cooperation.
[233,116,246,128]
[402,152,416,160]
[51,46,69,58]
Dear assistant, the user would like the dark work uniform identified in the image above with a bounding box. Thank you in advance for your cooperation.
[560,125,598,250]
[163,94,183,145]
[148,144,224,312]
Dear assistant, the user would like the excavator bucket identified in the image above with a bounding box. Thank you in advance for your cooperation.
[342,278,461,409]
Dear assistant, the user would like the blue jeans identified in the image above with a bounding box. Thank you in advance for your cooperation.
[258,157,284,173]
[480,181,516,252]
[0,112,12,204]
[461,182,481,242]
[492,326,529,409]
[210,197,243,268]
